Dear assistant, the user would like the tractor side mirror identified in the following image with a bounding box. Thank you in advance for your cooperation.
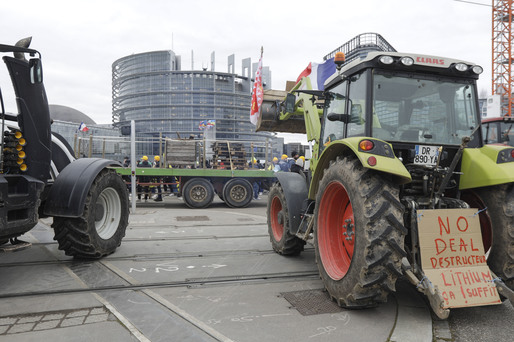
[285,93,296,113]
[29,58,43,84]
[327,112,350,123]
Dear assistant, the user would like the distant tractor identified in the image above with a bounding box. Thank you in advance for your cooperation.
[259,33,514,318]
[482,116,514,146]
[0,38,128,258]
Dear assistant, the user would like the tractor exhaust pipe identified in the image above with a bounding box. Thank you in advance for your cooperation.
[14,37,32,61]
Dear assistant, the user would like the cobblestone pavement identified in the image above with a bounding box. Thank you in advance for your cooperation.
[0,306,114,336]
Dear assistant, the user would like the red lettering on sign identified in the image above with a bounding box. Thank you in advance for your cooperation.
[456,216,469,232]
[470,238,479,252]
[459,238,468,252]
[435,238,447,254]
[442,272,452,286]
[438,216,450,235]
[449,238,456,252]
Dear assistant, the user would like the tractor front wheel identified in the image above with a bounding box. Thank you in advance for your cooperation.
[314,156,406,308]
[267,183,305,255]
[52,169,129,259]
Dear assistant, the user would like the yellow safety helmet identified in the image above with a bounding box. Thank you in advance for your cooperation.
[142,155,148,161]
[281,154,288,159]
[154,155,160,161]
[300,156,305,161]
[273,157,278,162]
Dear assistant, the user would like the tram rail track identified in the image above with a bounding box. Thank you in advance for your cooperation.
[0,270,319,299]
[27,233,270,246]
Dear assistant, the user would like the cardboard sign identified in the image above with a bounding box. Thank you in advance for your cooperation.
[418,208,501,308]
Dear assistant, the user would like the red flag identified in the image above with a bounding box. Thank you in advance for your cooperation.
[250,48,263,125]
[296,62,312,84]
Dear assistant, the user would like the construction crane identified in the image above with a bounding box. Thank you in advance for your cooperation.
[493,0,514,116]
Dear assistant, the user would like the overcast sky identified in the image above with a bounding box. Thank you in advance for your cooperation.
[1,0,491,133]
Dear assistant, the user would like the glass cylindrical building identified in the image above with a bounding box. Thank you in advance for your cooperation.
[112,50,273,157]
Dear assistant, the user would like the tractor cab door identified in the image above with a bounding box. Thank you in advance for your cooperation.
[320,70,369,154]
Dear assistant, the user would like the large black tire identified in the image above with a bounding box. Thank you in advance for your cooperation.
[267,182,305,255]
[183,178,215,209]
[223,178,253,208]
[314,156,406,308]
[462,184,514,290]
[52,169,129,259]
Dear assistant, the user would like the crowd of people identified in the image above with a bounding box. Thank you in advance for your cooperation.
[249,151,306,200]
[269,151,305,174]
[123,155,179,202]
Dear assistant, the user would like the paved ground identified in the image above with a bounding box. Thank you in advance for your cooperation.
[0,194,511,341]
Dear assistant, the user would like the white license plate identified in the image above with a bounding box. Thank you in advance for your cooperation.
[414,145,440,166]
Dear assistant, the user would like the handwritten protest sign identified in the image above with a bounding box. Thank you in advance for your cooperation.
[418,208,501,308]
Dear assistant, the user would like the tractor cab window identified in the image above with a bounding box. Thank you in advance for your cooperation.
[372,72,478,145]
[483,120,514,146]
[347,72,366,137]
[500,121,514,145]
[482,122,499,144]
[321,81,347,149]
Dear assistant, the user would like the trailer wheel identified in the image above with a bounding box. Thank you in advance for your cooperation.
[223,178,253,208]
[314,156,406,308]
[462,184,514,290]
[183,178,214,209]
[52,169,128,259]
[267,183,305,255]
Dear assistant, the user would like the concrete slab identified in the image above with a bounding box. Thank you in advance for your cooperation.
[450,300,514,342]
[389,279,432,342]
[151,279,397,342]
[0,264,80,296]
[89,236,276,260]
[128,207,267,228]
[99,290,218,342]
[0,244,58,265]
[104,250,317,285]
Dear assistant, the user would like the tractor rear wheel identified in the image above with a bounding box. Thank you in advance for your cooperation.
[267,183,305,255]
[314,156,406,308]
[462,184,514,290]
[52,169,128,259]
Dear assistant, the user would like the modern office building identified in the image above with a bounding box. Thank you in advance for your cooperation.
[111,50,281,159]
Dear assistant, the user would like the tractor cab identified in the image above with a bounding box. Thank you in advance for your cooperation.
[321,52,484,164]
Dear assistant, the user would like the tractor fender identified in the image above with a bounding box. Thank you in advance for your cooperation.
[308,138,411,199]
[275,172,308,234]
[44,158,122,217]
[460,146,514,189]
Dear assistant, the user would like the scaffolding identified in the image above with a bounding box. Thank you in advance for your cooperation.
[492,0,514,116]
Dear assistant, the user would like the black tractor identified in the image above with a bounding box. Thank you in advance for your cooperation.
[0,38,128,258]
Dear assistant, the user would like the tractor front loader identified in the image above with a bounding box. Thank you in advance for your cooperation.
[259,33,514,319]
[1,38,128,259]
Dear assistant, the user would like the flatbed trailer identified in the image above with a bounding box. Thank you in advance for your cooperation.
[114,167,276,209]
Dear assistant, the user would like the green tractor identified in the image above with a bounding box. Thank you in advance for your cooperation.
[259,33,514,318]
